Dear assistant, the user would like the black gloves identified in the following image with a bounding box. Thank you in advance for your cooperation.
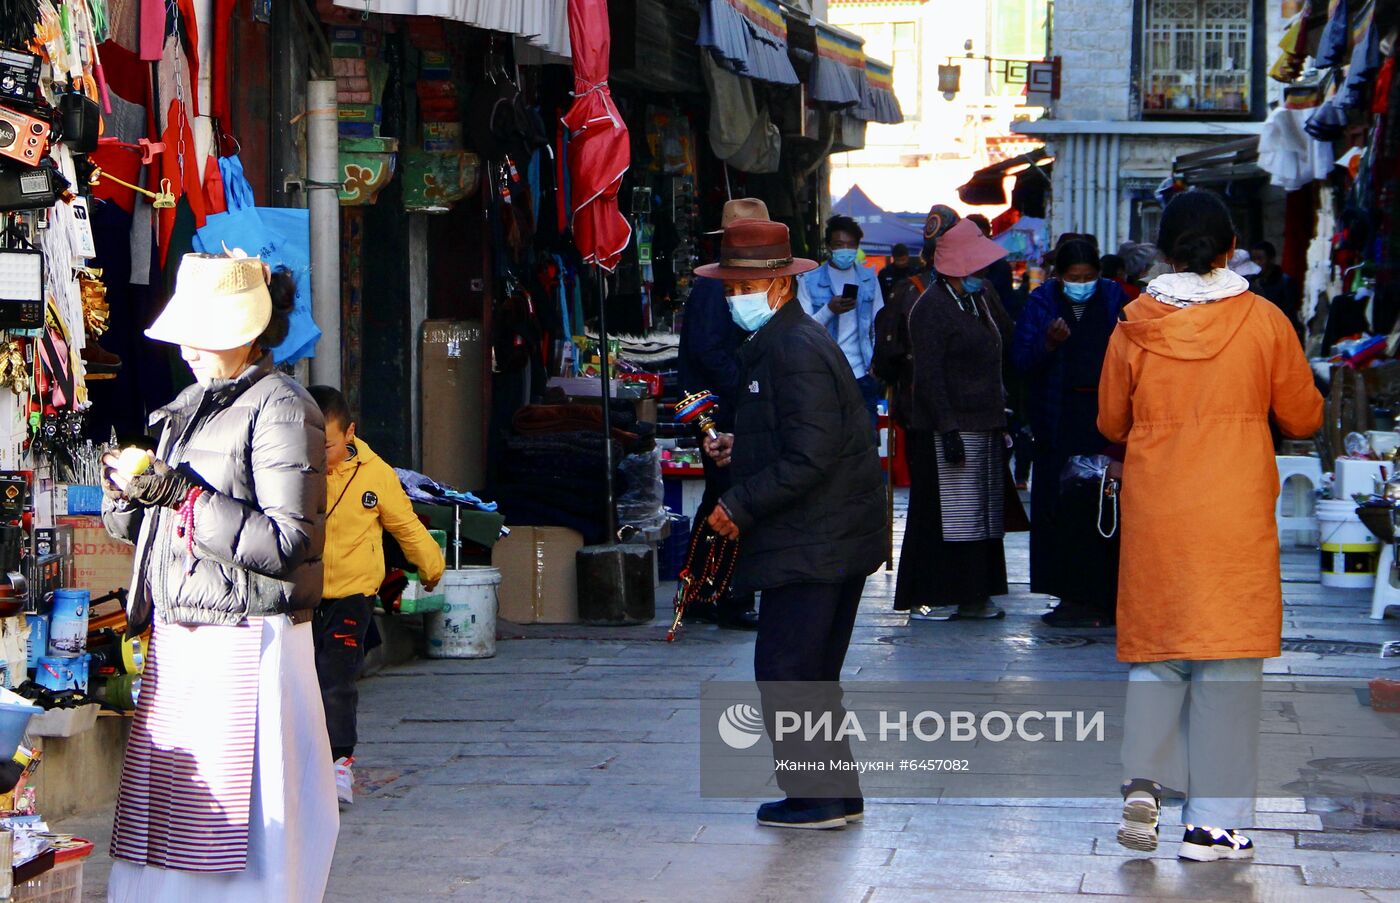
[941,430,966,466]
[101,462,125,504]
[125,460,201,509]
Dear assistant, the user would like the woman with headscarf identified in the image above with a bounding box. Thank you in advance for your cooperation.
[1101,191,1322,863]
[894,219,1015,621]
[102,251,338,901]
[1012,239,1127,627]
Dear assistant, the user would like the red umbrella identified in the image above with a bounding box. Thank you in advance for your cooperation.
[563,0,631,272]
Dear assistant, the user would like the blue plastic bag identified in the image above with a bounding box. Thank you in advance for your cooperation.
[194,156,321,365]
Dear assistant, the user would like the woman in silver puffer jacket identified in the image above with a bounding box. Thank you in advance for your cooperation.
[101,250,337,903]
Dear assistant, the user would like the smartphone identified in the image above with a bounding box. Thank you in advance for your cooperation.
[840,284,859,305]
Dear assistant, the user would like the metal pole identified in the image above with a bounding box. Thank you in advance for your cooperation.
[597,267,618,543]
[307,79,341,387]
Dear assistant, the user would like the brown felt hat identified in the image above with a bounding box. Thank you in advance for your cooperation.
[705,197,770,235]
[694,218,818,280]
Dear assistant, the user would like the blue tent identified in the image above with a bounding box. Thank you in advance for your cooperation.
[832,185,924,255]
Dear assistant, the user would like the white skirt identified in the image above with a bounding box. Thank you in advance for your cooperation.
[108,616,340,903]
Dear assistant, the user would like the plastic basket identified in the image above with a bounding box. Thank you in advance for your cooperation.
[14,857,83,903]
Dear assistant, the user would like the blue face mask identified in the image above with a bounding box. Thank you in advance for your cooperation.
[830,248,859,270]
[959,275,985,293]
[728,288,777,332]
[1062,279,1097,302]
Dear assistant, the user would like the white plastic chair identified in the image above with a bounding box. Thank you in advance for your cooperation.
[1276,456,1322,547]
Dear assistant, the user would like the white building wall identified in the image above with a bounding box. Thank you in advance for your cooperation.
[1037,0,1290,250]
[1049,0,1134,121]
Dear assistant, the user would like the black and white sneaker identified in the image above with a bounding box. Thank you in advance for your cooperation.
[1116,778,1162,852]
[1178,825,1255,862]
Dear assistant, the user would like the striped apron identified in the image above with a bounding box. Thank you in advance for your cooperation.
[111,617,263,871]
[933,430,1005,542]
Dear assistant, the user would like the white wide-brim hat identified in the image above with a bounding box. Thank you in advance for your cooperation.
[1228,248,1261,277]
[145,251,272,351]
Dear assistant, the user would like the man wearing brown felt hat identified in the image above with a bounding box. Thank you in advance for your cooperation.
[676,198,773,631]
[698,217,886,831]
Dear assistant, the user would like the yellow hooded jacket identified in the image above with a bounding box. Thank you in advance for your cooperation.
[323,438,446,599]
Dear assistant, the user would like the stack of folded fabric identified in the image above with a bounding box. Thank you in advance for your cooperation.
[492,404,660,544]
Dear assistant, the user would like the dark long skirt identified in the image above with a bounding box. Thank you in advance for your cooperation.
[1029,450,1120,616]
[894,430,1008,610]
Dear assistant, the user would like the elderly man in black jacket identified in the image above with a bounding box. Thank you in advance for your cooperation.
[698,218,886,831]
[676,198,773,630]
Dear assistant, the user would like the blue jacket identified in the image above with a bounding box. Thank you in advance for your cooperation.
[678,276,745,430]
[1011,278,1125,449]
[798,262,882,376]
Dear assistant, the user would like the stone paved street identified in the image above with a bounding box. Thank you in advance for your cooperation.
[63,499,1400,901]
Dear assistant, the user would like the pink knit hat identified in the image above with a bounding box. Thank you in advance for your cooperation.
[933,218,1008,278]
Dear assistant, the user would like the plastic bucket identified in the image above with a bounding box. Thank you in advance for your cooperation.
[425,567,499,659]
[1318,499,1379,589]
[0,700,37,757]
[47,589,90,658]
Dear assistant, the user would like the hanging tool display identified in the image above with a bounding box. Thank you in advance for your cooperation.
[87,168,175,208]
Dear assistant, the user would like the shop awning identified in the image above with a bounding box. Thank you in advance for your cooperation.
[957,147,1051,206]
[808,23,865,106]
[697,0,800,85]
[1172,137,1264,184]
[855,57,902,124]
[332,0,572,59]
[832,185,922,254]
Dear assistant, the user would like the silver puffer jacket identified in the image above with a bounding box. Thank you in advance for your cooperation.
[103,362,326,635]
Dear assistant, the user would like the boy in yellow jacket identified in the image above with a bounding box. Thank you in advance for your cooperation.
[309,386,446,805]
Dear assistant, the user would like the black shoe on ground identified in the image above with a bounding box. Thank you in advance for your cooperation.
[1117,778,1162,852]
[1042,601,1114,629]
[1178,825,1255,862]
[718,608,760,630]
[684,603,720,625]
[756,798,847,830]
[844,797,864,823]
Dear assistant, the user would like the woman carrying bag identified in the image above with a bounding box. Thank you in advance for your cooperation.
[1012,239,1126,627]
[102,250,338,901]
[1099,192,1322,863]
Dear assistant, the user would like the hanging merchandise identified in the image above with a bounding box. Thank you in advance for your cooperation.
[193,155,322,365]
[0,229,43,330]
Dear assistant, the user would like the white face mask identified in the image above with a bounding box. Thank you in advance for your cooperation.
[728,287,777,332]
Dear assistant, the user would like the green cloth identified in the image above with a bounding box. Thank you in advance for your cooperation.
[411,503,505,550]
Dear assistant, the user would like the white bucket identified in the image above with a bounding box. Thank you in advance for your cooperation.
[1318,499,1379,589]
[425,567,500,659]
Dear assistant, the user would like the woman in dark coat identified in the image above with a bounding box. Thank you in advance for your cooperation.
[896,219,1015,621]
[1012,239,1126,627]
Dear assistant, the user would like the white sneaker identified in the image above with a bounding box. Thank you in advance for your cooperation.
[334,756,355,805]
[1116,779,1162,852]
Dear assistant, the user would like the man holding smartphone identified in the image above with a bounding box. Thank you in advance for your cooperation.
[798,215,884,427]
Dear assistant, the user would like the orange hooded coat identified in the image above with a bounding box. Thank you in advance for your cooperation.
[1097,291,1324,663]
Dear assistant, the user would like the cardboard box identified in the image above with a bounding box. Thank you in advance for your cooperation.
[492,526,583,624]
[56,516,134,596]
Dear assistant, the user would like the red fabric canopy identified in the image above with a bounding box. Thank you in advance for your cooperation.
[563,0,631,272]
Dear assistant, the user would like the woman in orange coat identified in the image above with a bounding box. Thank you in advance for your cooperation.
[1097,192,1322,864]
